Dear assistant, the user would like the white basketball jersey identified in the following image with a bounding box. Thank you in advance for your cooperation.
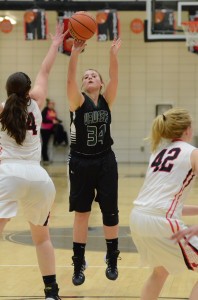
[134,140,196,219]
[0,99,42,161]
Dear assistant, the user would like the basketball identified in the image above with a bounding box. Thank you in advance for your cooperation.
[24,11,36,23]
[155,11,165,24]
[1,19,13,33]
[96,12,108,24]
[130,19,144,34]
[68,11,97,41]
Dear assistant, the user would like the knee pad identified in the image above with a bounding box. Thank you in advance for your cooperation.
[102,211,119,226]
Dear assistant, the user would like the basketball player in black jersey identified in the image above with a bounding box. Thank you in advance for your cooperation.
[67,37,121,286]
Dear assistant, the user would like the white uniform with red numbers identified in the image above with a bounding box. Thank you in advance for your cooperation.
[0,100,55,226]
[130,140,198,274]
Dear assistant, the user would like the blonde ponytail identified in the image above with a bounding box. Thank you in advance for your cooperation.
[149,108,192,152]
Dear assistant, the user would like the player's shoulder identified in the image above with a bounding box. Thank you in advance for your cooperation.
[28,99,41,114]
[30,98,39,107]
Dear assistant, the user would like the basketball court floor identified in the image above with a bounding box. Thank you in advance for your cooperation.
[0,161,198,300]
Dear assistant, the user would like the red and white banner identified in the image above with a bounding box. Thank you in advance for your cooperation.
[24,9,48,40]
[57,11,75,56]
[96,10,120,42]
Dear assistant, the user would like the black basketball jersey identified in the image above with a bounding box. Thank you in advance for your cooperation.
[70,93,114,155]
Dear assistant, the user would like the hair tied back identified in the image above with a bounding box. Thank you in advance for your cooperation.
[20,72,31,89]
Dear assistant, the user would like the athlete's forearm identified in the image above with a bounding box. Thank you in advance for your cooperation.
[109,53,118,83]
[40,44,60,76]
[67,51,79,82]
[182,205,198,216]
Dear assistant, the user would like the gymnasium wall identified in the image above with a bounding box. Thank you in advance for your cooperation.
[0,10,198,163]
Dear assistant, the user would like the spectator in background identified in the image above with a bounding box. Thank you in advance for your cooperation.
[41,99,60,165]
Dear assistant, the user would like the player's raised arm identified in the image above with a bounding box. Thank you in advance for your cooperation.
[67,40,86,111]
[30,23,67,110]
[103,38,121,108]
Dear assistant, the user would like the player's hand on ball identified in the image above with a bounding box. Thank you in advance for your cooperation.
[72,39,87,53]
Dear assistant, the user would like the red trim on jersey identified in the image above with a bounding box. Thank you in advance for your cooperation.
[166,218,198,271]
[166,218,179,234]
[172,139,183,142]
[166,169,194,237]
[166,169,194,220]
[179,240,198,270]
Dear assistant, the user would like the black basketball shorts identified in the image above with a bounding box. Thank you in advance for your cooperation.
[68,149,118,213]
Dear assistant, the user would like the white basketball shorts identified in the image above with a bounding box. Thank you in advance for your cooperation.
[0,160,56,226]
[130,207,198,274]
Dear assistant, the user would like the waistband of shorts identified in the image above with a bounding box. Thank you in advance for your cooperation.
[0,159,40,165]
[70,147,112,158]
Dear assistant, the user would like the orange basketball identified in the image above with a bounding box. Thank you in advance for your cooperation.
[68,11,97,41]
[130,19,144,34]
[24,11,36,23]
[96,12,108,24]
[1,19,13,33]
[155,11,165,24]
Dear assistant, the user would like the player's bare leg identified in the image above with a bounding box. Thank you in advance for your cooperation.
[141,266,169,300]
[0,218,10,235]
[189,281,198,300]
